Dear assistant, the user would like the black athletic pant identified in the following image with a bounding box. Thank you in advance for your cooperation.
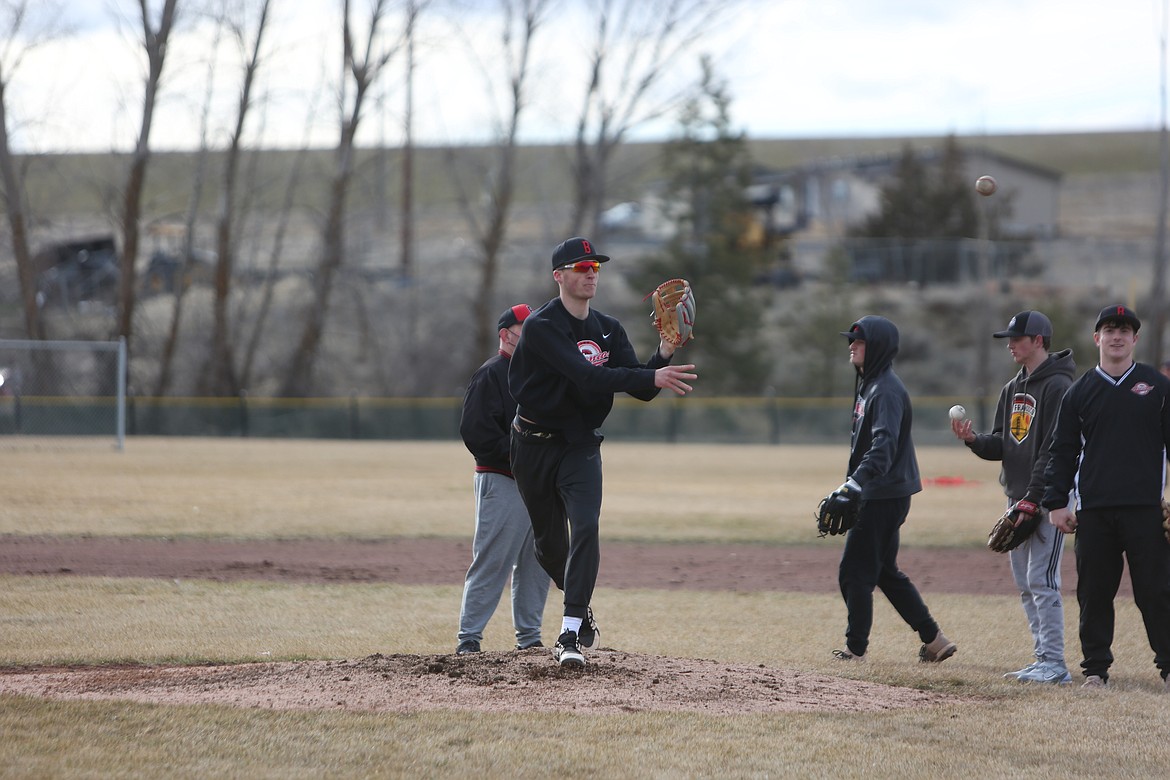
[510,421,602,622]
[838,496,939,657]
[1074,506,1170,682]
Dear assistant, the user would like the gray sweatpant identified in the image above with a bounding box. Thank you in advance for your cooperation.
[1009,507,1067,665]
[457,472,550,649]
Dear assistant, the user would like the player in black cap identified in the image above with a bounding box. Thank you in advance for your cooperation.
[508,237,697,667]
[952,310,1076,683]
[1042,304,1170,691]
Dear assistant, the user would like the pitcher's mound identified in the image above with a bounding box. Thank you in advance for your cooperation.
[1,649,970,714]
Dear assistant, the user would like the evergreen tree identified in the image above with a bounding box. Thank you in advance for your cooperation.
[855,135,979,240]
[630,58,771,394]
[849,135,1018,285]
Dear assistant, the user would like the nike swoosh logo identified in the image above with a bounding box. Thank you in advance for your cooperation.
[602,332,611,339]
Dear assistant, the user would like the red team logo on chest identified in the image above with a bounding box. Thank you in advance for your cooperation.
[1009,392,1037,443]
[578,340,609,366]
[1131,382,1154,396]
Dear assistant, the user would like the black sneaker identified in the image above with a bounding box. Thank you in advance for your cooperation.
[554,631,586,667]
[578,607,600,649]
[455,640,480,655]
[516,640,544,650]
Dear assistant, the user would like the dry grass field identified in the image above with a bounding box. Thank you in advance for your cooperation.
[1,437,1169,778]
[0,437,1004,543]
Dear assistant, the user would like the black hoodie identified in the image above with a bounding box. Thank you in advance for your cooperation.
[844,315,921,500]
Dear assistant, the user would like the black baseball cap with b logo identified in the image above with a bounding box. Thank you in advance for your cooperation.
[550,237,610,269]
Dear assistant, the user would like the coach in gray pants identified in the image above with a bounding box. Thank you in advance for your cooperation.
[455,305,550,654]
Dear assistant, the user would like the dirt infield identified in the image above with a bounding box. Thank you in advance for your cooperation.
[2,536,1095,714]
[0,534,1105,595]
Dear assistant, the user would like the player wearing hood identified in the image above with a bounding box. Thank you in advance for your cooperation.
[827,315,957,664]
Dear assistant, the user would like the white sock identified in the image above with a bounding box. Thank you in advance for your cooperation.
[561,616,583,635]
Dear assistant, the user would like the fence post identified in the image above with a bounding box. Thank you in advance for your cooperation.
[239,390,249,438]
[115,337,126,450]
[767,387,781,445]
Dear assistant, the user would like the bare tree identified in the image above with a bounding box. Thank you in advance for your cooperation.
[198,0,273,397]
[280,0,405,397]
[0,0,65,340]
[567,0,732,238]
[237,104,324,391]
[153,10,225,399]
[398,0,422,281]
[448,0,551,364]
[116,0,181,359]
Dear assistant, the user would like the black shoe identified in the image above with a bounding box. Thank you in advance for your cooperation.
[578,607,600,649]
[554,631,585,667]
[455,640,481,655]
[516,640,544,650]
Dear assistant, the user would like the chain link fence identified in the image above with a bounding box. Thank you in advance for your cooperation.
[0,339,127,449]
[119,393,981,446]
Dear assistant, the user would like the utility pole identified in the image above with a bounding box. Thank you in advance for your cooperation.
[1149,0,1169,364]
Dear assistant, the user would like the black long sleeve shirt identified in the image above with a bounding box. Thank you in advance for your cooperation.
[509,298,670,443]
[1042,362,1170,510]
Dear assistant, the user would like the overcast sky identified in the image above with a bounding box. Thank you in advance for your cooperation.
[5,0,1168,152]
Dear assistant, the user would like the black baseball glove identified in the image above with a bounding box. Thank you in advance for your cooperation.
[816,481,861,537]
[987,499,1042,553]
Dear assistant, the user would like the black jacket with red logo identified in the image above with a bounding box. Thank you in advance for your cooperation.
[509,297,670,443]
[844,315,921,501]
[967,349,1075,505]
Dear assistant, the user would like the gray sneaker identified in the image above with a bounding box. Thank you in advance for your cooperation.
[832,648,866,662]
[1004,660,1041,679]
[1017,661,1072,684]
[1082,674,1107,688]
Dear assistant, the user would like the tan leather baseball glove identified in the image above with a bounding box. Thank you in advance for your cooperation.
[645,278,695,347]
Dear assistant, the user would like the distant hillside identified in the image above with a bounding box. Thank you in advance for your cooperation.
[18,130,1161,222]
[747,129,1162,177]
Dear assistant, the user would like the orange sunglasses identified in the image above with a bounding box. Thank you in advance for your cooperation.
[558,260,601,273]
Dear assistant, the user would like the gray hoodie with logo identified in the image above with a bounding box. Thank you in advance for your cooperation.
[965,349,1076,506]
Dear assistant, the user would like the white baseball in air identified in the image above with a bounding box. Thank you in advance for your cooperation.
[975,175,997,196]
[948,405,967,421]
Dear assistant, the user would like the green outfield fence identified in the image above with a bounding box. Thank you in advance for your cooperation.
[100,394,986,446]
[0,340,992,445]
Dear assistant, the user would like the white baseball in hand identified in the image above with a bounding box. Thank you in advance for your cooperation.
[948,405,966,421]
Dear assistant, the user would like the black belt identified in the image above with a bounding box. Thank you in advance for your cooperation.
[512,417,561,440]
